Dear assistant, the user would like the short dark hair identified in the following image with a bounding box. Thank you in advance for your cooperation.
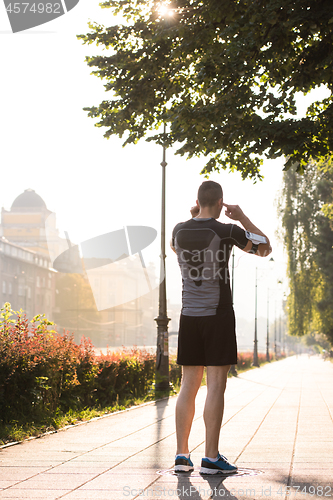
[197,181,223,208]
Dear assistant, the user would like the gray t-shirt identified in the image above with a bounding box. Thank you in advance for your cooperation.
[172,218,249,316]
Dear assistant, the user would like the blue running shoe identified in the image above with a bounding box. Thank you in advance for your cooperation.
[200,453,237,474]
[174,455,194,472]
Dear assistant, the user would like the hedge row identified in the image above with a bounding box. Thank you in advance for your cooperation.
[0,302,285,426]
[0,303,181,425]
[237,351,284,370]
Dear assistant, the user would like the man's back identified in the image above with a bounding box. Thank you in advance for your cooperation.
[172,217,248,316]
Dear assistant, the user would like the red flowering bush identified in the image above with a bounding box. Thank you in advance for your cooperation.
[0,304,177,427]
[0,303,98,423]
[94,347,155,406]
[237,351,285,371]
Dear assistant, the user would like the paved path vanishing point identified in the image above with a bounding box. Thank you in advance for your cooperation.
[0,355,332,500]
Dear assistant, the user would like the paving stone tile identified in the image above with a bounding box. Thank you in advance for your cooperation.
[7,473,93,490]
[0,467,49,481]
[0,482,19,489]
[0,489,71,499]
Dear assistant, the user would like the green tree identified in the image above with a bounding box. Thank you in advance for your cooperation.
[313,158,333,342]
[280,157,333,344]
[78,0,333,180]
[321,161,333,222]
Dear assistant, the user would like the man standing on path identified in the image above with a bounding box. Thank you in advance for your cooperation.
[170,180,272,474]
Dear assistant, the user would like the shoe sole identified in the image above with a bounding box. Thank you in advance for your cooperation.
[200,466,237,475]
[174,465,194,472]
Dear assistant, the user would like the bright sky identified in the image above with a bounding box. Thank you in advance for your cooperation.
[0,0,330,327]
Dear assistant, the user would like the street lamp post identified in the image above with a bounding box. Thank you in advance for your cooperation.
[155,123,171,391]
[274,300,277,357]
[265,257,275,362]
[279,308,282,351]
[282,296,286,354]
[253,267,259,367]
[266,257,275,362]
[266,288,270,362]
[254,258,275,366]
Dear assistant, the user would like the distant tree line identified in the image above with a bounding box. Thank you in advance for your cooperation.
[280,156,333,346]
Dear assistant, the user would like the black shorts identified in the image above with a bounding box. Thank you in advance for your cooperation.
[176,307,237,366]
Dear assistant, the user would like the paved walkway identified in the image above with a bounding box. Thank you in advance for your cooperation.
[0,355,332,500]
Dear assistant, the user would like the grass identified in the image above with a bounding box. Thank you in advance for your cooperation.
[0,389,172,447]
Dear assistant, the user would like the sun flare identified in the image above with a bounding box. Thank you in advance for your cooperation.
[158,3,174,17]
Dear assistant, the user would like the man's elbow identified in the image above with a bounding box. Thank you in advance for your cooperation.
[257,244,272,257]
[170,241,176,254]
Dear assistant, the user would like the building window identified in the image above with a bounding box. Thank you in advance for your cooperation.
[11,247,17,257]
[8,282,12,295]
[36,276,40,288]
[48,279,52,289]
[42,277,46,288]
[18,284,25,296]
[2,281,6,294]
[27,286,31,299]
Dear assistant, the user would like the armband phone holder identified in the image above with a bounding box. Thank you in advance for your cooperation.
[245,231,267,245]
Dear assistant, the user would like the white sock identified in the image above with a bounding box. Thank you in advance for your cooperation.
[176,453,190,459]
[205,455,219,462]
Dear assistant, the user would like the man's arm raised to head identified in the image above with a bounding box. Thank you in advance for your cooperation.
[223,203,272,257]
[170,204,201,254]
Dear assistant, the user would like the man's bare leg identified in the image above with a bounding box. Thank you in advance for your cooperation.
[203,365,230,458]
[175,365,204,455]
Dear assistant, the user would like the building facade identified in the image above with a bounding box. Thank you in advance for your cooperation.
[0,189,159,348]
[0,189,56,320]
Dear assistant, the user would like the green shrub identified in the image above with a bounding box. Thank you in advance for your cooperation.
[95,347,155,406]
[0,304,182,429]
[0,303,98,422]
[169,357,182,388]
